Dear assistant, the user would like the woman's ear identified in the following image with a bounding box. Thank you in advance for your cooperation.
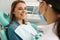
[39,1,48,14]
[39,1,44,13]
[43,1,48,11]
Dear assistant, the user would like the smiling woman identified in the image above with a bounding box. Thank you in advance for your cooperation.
[10,0,27,24]
[8,0,38,40]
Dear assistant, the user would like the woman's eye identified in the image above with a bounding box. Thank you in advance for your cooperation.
[18,8,22,10]
[18,8,27,10]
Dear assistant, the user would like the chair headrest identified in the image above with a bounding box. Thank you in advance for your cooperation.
[0,11,10,27]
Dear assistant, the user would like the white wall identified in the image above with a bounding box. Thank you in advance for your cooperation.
[0,0,39,13]
[0,0,15,13]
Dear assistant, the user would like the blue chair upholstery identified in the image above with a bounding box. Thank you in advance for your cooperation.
[0,11,10,27]
[0,24,8,40]
[0,11,10,40]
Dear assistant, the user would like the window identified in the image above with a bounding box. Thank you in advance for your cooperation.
[27,6,38,14]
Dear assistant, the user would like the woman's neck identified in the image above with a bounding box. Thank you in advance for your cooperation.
[16,17,24,24]
[18,19,23,24]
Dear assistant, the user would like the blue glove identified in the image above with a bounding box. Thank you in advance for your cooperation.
[33,32,43,40]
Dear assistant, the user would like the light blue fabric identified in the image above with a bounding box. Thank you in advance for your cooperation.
[33,33,43,40]
[31,23,37,30]
[39,14,47,24]
[8,22,22,40]
[8,21,37,40]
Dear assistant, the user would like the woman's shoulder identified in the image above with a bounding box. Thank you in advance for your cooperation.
[8,22,19,31]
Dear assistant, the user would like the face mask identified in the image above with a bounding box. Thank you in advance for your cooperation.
[38,13,47,25]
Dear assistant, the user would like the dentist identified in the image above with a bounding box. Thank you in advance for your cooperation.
[38,0,60,40]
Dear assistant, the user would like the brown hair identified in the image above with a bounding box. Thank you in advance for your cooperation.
[10,0,26,24]
[43,0,60,39]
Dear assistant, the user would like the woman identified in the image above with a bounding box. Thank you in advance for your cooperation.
[8,1,37,40]
[38,0,60,40]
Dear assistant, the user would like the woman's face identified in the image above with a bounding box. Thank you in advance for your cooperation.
[39,0,58,24]
[13,2,27,20]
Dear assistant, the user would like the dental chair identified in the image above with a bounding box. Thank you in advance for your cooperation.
[0,11,10,40]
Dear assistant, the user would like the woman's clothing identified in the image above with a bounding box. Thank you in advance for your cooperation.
[38,23,59,40]
[8,21,37,40]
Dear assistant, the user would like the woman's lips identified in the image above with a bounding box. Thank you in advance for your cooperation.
[20,14,25,17]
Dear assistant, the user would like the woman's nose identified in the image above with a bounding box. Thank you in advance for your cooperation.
[22,10,26,13]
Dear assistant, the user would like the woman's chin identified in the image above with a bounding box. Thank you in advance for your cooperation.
[21,17,26,19]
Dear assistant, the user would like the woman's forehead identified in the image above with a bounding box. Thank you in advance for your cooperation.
[16,3,26,7]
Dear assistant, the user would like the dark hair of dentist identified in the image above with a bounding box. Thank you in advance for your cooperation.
[8,1,37,40]
[39,0,60,39]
